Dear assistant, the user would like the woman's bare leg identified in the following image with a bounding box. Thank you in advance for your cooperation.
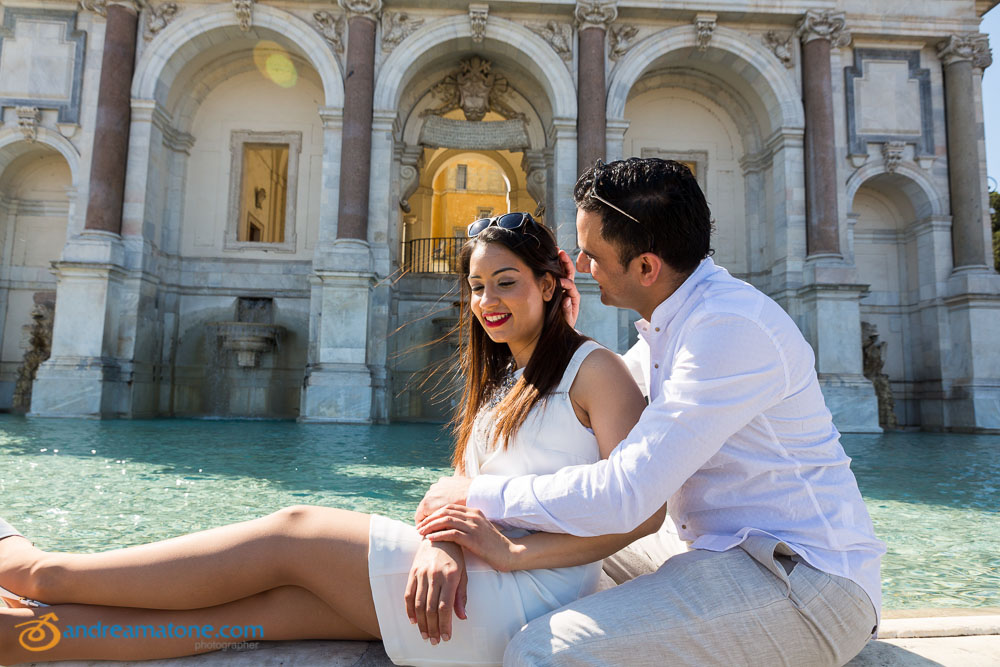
[0,584,379,665]
[0,506,379,634]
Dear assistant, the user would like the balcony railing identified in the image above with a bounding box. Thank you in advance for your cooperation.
[403,237,466,274]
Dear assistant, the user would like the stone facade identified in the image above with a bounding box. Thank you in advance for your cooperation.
[0,0,997,432]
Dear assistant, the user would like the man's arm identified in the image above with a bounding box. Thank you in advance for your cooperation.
[465,313,788,536]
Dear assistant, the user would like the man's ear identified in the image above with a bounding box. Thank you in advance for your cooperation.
[540,272,557,301]
[636,252,664,287]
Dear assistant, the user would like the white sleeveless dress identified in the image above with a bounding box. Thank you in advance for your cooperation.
[368,341,605,666]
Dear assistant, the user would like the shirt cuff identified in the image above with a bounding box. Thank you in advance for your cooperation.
[467,474,507,521]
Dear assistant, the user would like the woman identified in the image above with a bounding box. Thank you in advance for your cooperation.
[0,213,662,666]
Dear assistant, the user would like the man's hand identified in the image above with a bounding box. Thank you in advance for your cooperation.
[415,476,473,523]
[557,248,580,328]
[404,539,468,644]
[418,504,519,572]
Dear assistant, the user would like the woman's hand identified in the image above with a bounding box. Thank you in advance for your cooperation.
[404,538,468,644]
[418,504,520,572]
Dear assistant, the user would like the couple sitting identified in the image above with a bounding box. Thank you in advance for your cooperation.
[0,158,884,666]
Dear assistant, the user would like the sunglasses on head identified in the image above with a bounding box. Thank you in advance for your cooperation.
[467,212,540,237]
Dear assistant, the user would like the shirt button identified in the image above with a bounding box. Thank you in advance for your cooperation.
[654,363,659,369]
[655,327,660,332]
[681,524,687,530]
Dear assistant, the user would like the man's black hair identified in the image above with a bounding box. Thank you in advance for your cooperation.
[574,157,713,274]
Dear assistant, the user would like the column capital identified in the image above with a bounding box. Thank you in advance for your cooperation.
[575,1,617,31]
[795,10,851,47]
[78,0,142,17]
[937,33,992,69]
[337,0,382,22]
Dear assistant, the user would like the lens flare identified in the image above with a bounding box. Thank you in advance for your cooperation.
[252,40,298,88]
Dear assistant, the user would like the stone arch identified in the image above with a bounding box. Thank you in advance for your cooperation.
[846,163,943,222]
[374,15,576,120]
[132,4,343,109]
[607,25,804,132]
[422,149,521,191]
[0,129,81,188]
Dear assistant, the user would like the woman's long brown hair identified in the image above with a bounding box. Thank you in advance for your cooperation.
[451,221,587,471]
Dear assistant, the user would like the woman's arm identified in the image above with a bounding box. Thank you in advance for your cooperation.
[421,346,669,570]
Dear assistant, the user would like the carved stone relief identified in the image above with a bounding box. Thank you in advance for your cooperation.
[313,11,345,54]
[881,141,905,173]
[608,24,638,61]
[469,4,489,43]
[233,0,253,32]
[398,146,423,213]
[763,31,794,68]
[144,2,179,41]
[381,12,423,54]
[12,293,55,413]
[16,106,40,143]
[525,20,573,62]
[694,14,716,52]
[420,57,524,122]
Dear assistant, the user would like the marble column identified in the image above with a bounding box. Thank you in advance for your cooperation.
[795,10,850,258]
[336,0,380,241]
[575,1,615,176]
[933,33,1000,432]
[937,33,993,271]
[84,2,138,235]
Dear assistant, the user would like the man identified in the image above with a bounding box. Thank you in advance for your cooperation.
[417,158,884,665]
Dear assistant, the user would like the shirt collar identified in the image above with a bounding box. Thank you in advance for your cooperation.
[634,257,718,336]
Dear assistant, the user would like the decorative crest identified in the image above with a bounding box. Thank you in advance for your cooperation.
[575,1,617,30]
[381,12,424,54]
[144,2,178,41]
[314,11,345,54]
[16,107,40,143]
[881,142,906,173]
[608,24,638,61]
[937,33,992,69]
[233,0,253,32]
[525,20,573,61]
[469,4,489,43]
[795,10,851,47]
[421,56,524,122]
[763,31,794,68]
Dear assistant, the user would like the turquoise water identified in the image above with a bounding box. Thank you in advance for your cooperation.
[0,415,997,610]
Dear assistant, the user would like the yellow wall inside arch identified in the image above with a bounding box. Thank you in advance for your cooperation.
[431,156,509,238]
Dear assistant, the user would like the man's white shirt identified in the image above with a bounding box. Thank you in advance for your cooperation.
[467,257,886,619]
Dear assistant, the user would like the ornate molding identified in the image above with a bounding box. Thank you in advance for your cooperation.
[763,31,794,68]
[469,4,489,43]
[144,2,178,41]
[233,0,253,32]
[694,13,716,52]
[16,106,40,143]
[381,12,423,54]
[575,1,616,31]
[525,20,573,62]
[313,11,345,54]
[881,141,906,173]
[337,0,382,21]
[609,24,638,61]
[398,145,423,213]
[795,10,851,47]
[937,33,992,69]
[420,56,524,122]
